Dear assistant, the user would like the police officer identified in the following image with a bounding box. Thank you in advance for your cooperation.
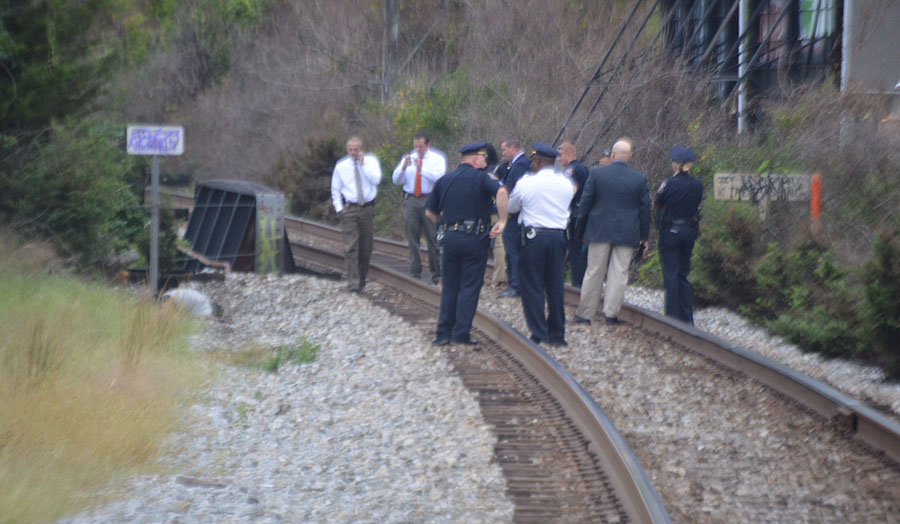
[654,145,703,325]
[508,142,575,346]
[426,142,509,345]
[557,141,590,287]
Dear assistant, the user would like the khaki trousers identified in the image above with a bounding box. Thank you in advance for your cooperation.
[575,242,632,320]
[490,213,507,286]
[340,203,375,286]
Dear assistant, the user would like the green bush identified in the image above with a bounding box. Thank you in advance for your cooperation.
[0,119,144,265]
[632,249,663,289]
[364,73,470,239]
[756,241,860,358]
[265,136,344,223]
[135,201,180,275]
[858,231,900,378]
[692,200,762,309]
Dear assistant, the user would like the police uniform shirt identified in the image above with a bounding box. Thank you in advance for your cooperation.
[426,164,500,223]
[391,148,447,195]
[654,171,703,220]
[331,153,383,212]
[508,167,574,229]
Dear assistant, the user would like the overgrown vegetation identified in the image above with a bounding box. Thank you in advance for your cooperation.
[0,118,145,266]
[0,231,204,523]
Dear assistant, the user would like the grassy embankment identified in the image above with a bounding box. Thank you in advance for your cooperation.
[0,239,206,523]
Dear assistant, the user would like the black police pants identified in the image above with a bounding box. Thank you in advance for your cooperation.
[659,223,697,325]
[436,232,489,342]
[566,229,588,287]
[503,217,520,291]
[518,230,567,344]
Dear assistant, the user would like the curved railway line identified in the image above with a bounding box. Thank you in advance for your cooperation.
[161,188,900,521]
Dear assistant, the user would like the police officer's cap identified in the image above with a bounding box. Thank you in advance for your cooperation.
[669,145,697,163]
[458,142,489,156]
[530,142,559,160]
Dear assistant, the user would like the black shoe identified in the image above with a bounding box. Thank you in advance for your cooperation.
[549,339,568,347]
[570,315,591,325]
[452,337,479,345]
[432,337,451,346]
[498,288,519,298]
[348,284,362,292]
[605,316,621,325]
[529,335,543,344]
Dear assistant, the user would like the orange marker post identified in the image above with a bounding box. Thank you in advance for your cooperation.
[810,172,822,236]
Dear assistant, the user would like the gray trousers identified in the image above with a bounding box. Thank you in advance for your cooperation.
[340,203,375,286]
[403,194,441,282]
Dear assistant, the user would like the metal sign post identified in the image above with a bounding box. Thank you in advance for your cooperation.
[126,125,185,293]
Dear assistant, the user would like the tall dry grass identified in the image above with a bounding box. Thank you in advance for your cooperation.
[0,232,206,523]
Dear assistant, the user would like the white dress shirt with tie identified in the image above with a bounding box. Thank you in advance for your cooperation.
[391,148,446,195]
[508,167,574,229]
[331,153,383,213]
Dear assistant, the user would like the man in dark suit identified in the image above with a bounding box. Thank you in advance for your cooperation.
[499,138,531,298]
[571,139,650,325]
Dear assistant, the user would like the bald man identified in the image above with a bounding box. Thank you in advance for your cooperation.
[571,140,650,325]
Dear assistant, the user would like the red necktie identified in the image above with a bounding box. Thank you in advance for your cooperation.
[413,157,423,197]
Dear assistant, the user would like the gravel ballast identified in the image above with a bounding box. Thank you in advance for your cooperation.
[59,272,900,523]
[59,273,514,524]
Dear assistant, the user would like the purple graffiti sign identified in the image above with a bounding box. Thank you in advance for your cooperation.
[127,125,185,156]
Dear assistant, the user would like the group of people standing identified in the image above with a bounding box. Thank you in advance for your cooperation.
[330,133,703,347]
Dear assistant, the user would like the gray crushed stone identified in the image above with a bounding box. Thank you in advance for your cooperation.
[59,273,513,524]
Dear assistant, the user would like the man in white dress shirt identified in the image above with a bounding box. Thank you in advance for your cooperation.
[392,132,446,284]
[331,136,382,292]
[508,142,575,346]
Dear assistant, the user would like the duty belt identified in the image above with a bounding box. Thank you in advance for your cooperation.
[523,226,565,239]
[438,219,488,238]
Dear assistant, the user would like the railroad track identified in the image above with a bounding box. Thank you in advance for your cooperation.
[162,186,900,461]
[282,214,900,466]
[158,189,669,521]
[289,238,668,523]
[158,187,900,520]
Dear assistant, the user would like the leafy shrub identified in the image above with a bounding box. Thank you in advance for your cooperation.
[1,119,144,265]
[364,74,470,239]
[692,200,762,309]
[135,201,181,275]
[264,136,344,222]
[858,231,900,378]
[757,241,860,358]
[632,249,663,289]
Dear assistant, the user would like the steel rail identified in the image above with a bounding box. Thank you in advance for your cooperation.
[156,188,900,464]
[293,213,900,466]
[561,289,900,465]
[289,239,671,524]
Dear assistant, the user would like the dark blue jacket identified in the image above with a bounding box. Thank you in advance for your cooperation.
[576,161,650,247]
[503,153,531,195]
